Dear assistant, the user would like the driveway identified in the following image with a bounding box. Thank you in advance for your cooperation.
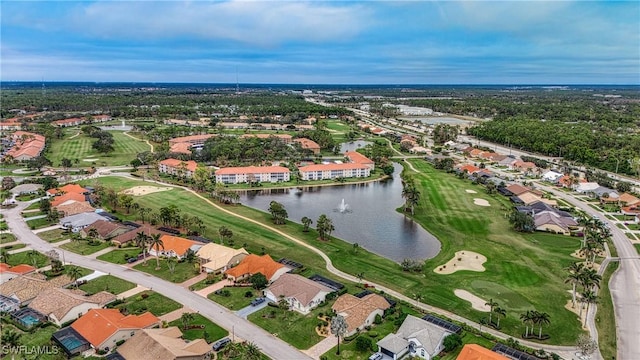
[235,300,269,319]
[4,202,311,360]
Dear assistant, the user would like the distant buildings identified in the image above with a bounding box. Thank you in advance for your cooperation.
[158,158,198,178]
[293,138,321,154]
[168,134,216,154]
[214,166,291,184]
[240,133,293,144]
[3,131,46,161]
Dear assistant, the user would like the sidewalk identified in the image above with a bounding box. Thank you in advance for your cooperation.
[87,247,115,259]
[52,239,72,247]
[33,225,62,234]
[194,279,233,298]
[0,241,22,248]
[179,272,207,288]
[8,246,32,255]
[302,335,334,360]
[159,306,195,322]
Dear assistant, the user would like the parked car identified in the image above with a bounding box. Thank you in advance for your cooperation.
[212,337,231,351]
[368,353,383,360]
[126,257,137,263]
[250,297,266,306]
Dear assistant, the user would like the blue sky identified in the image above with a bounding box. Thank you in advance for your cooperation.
[2,1,638,84]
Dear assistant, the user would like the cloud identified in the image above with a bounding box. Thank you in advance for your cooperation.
[63,1,370,46]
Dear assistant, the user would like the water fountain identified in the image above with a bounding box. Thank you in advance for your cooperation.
[336,198,350,213]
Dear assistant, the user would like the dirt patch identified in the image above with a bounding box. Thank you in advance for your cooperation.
[434,250,487,274]
[465,189,477,194]
[473,198,490,207]
[454,289,490,312]
[121,186,172,196]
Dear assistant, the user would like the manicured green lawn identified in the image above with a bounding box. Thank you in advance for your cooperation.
[113,290,181,316]
[248,304,327,349]
[1,243,26,251]
[38,229,70,243]
[26,217,56,229]
[189,274,222,291]
[48,131,151,167]
[133,259,200,283]
[207,286,257,311]
[21,210,45,217]
[79,275,136,295]
[0,323,65,360]
[60,240,112,255]
[3,250,49,267]
[168,313,228,343]
[596,262,618,360]
[0,233,17,243]
[634,244,640,254]
[96,247,143,264]
[24,201,41,210]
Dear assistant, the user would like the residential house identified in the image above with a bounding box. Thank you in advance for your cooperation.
[47,183,88,197]
[5,131,46,161]
[510,160,536,173]
[60,212,106,233]
[55,201,95,217]
[456,344,509,360]
[0,273,73,305]
[456,164,481,175]
[591,187,618,199]
[345,151,375,170]
[298,163,370,181]
[53,118,85,127]
[111,224,168,247]
[602,193,640,207]
[498,157,517,167]
[158,159,198,178]
[225,254,289,282]
[80,220,131,240]
[9,183,43,195]
[376,315,451,360]
[516,192,557,206]
[218,122,249,129]
[293,138,321,154]
[534,211,578,235]
[116,327,211,360]
[264,274,333,314]
[542,171,564,182]
[332,293,391,336]
[214,166,291,184]
[28,288,116,326]
[504,184,532,197]
[0,294,20,313]
[51,192,88,207]
[69,309,160,352]
[240,133,293,144]
[196,243,248,273]
[575,182,600,194]
[148,235,202,260]
[0,263,36,284]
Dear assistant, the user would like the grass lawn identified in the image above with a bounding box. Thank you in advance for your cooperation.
[96,247,143,264]
[190,274,222,291]
[168,313,228,343]
[326,120,351,133]
[24,201,41,210]
[248,304,327,349]
[3,250,49,267]
[79,275,136,295]
[37,229,70,243]
[0,323,66,360]
[207,286,257,311]
[626,233,638,241]
[0,233,17,243]
[133,258,200,283]
[626,224,640,230]
[60,240,112,255]
[21,210,45,217]
[1,243,26,251]
[596,261,618,360]
[634,244,640,254]
[26,217,56,229]
[112,290,181,316]
[48,131,151,167]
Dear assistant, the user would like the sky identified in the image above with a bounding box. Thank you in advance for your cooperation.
[1,1,639,84]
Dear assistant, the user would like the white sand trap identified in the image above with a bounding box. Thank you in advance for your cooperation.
[121,186,172,196]
[454,290,490,312]
[473,198,490,207]
[83,158,99,162]
[434,250,487,274]
[465,189,477,194]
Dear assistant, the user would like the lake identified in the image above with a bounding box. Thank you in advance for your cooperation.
[239,163,441,262]
[340,140,372,152]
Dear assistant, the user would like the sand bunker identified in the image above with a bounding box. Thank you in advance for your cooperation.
[454,290,490,312]
[473,198,490,207]
[465,189,477,194]
[83,158,99,162]
[434,250,487,274]
[121,186,172,196]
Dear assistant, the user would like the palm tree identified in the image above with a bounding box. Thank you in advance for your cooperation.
[180,312,195,330]
[66,266,83,289]
[134,232,150,265]
[316,214,335,241]
[139,207,150,223]
[166,256,178,274]
[218,226,233,244]
[493,306,506,328]
[244,341,261,360]
[330,314,348,355]
[1,328,21,347]
[301,216,313,232]
[565,262,584,307]
[580,268,602,292]
[0,250,10,264]
[88,228,100,241]
[520,311,534,337]
[149,234,164,269]
[485,298,499,325]
[28,250,40,269]
[534,312,550,339]
[580,290,598,326]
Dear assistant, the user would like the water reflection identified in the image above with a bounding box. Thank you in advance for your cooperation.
[239,163,441,262]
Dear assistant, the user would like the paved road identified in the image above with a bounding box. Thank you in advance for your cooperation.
[538,185,640,360]
[4,202,311,360]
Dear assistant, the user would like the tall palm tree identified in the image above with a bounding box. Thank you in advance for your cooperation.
[580,290,598,326]
[519,311,533,337]
[330,314,348,355]
[66,266,83,289]
[565,262,584,307]
[493,306,507,328]
[485,299,499,325]
[301,217,313,232]
[580,268,602,292]
[534,312,550,339]
[149,234,164,269]
[134,232,150,265]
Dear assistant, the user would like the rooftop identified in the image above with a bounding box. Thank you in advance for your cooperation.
[71,309,159,348]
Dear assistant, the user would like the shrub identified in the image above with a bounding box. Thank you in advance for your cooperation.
[244,290,254,298]
[115,340,125,346]
[135,295,143,301]
[367,331,378,338]
[141,293,149,299]
[356,336,373,352]
[374,314,382,324]
[443,333,462,352]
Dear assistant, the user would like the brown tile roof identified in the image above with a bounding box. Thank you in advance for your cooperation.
[116,327,211,360]
[215,165,290,175]
[456,344,509,360]
[332,293,391,333]
[267,274,332,306]
[0,274,73,303]
[71,309,159,348]
[225,254,284,281]
[28,288,115,323]
[293,138,320,150]
[55,201,95,216]
[83,220,129,239]
[111,224,167,246]
[505,184,531,196]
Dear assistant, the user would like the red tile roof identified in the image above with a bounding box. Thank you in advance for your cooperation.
[51,192,86,207]
[299,163,369,172]
[457,164,480,174]
[293,138,320,150]
[0,263,36,275]
[158,159,198,172]
[152,235,199,257]
[57,184,88,194]
[225,254,284,281]
[71,309,159,348]
[169,142,192,154]
[215,166,290,175]
[168,134,216,145]
[345,151,374,165]
[456,344,509,360]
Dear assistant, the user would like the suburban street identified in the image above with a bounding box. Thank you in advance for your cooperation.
[3,201,312,360]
